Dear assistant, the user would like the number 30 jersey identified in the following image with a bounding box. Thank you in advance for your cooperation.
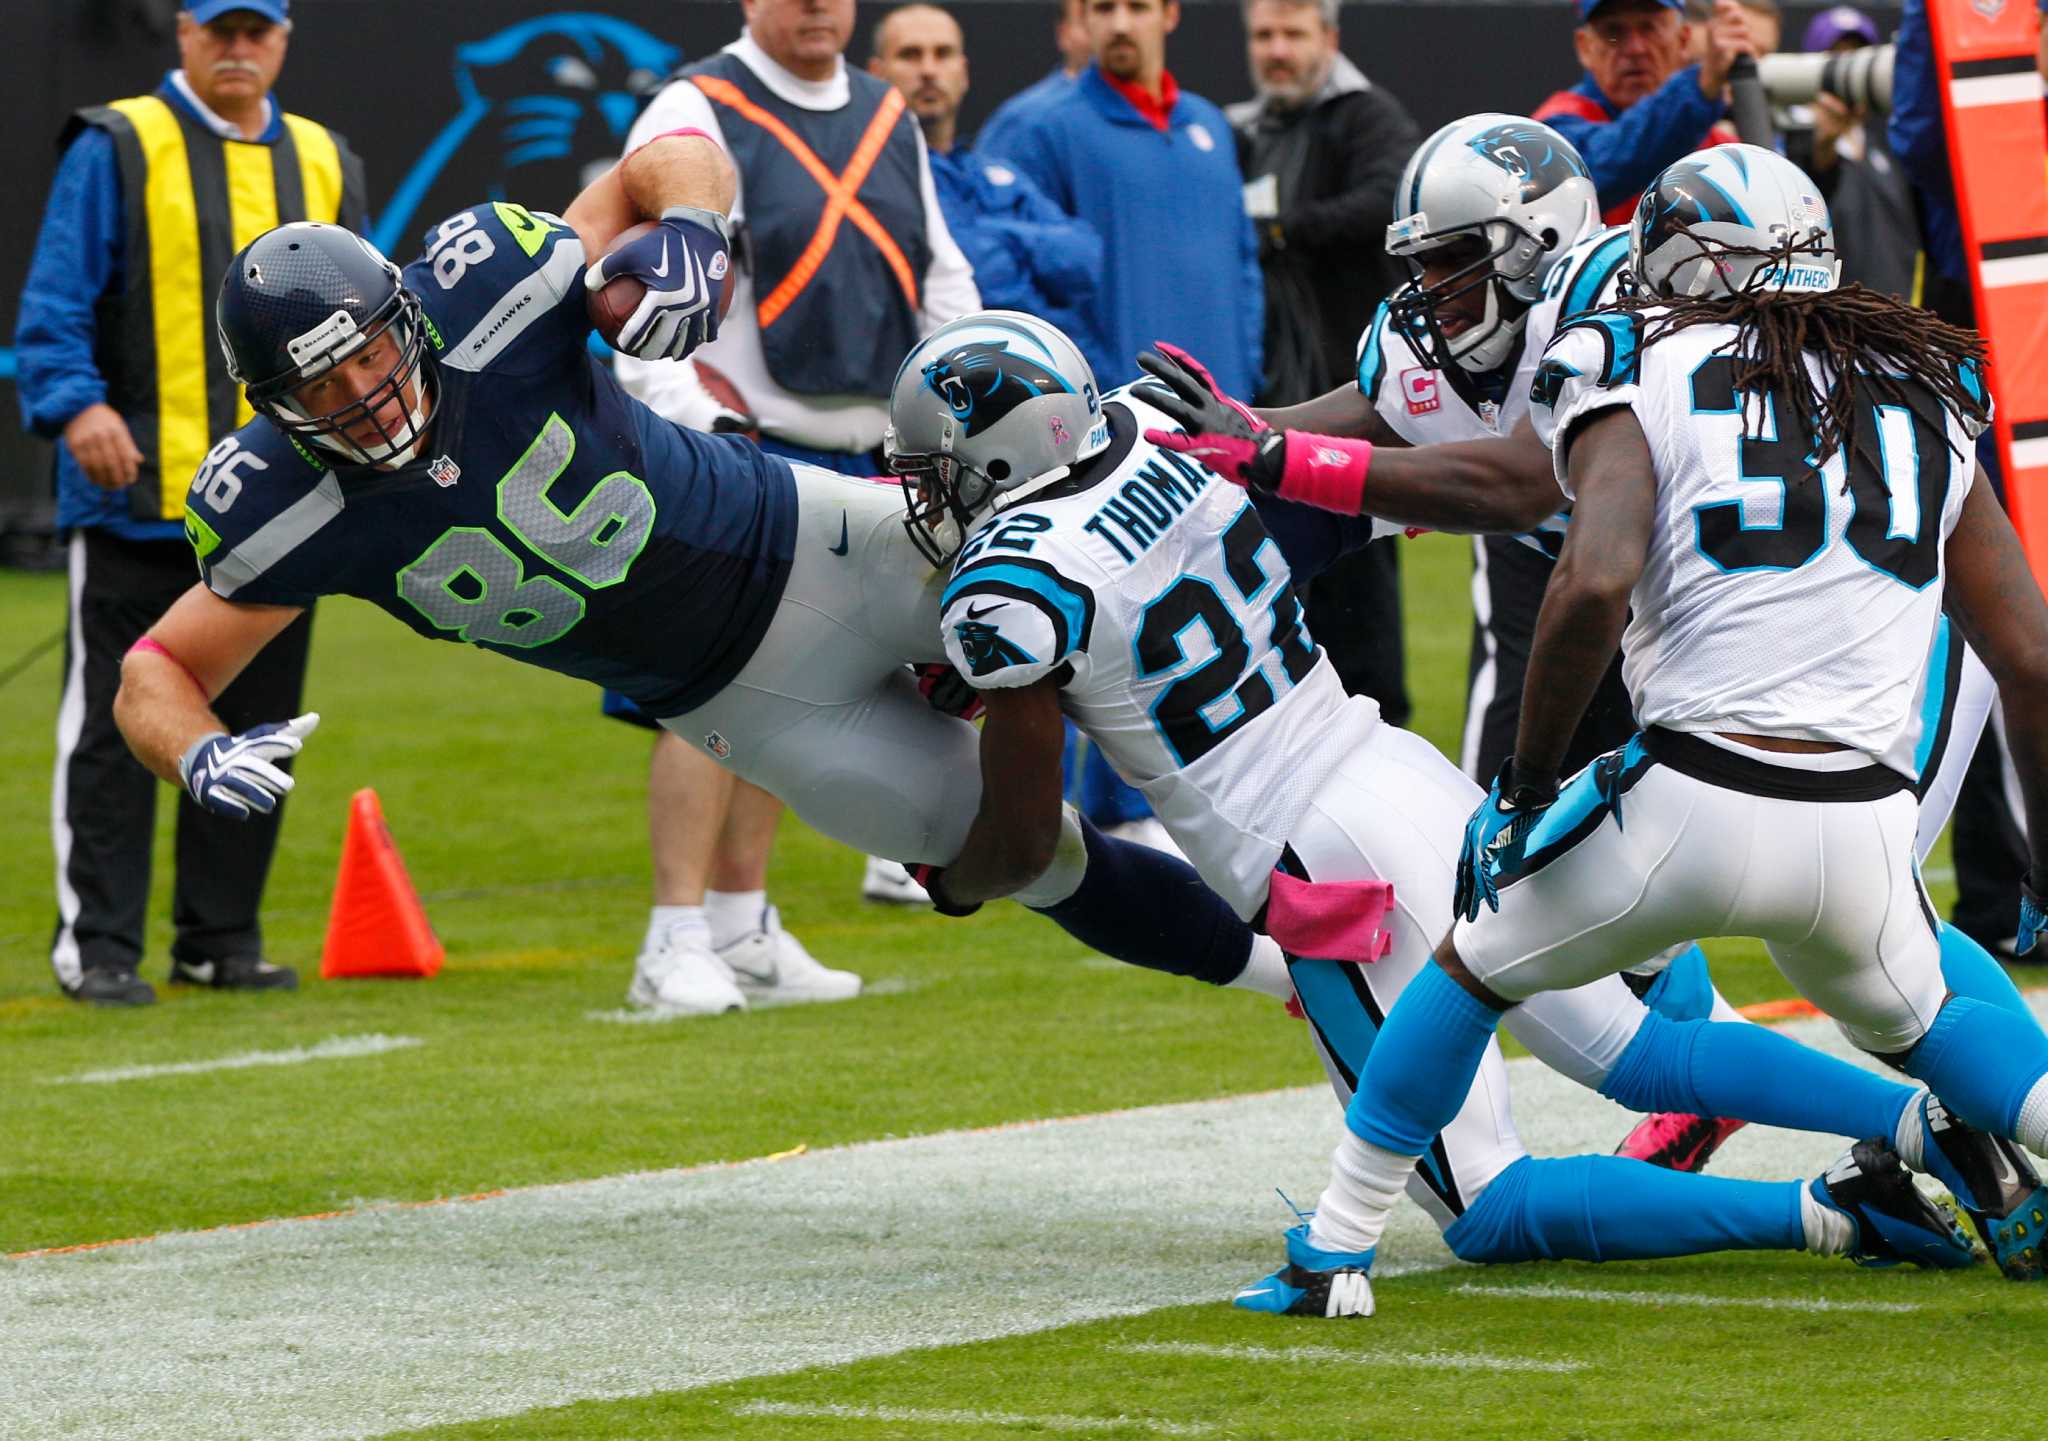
[182,203,799,719]
[939,387,1391,917]
[1530,309,1988,774]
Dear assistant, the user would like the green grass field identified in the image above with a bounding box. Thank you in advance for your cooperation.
[1,536,2031,1441]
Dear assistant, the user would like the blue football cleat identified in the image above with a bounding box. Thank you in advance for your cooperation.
[1814,1139,1978,1270]
[1911,1092,2048,1281]
[1233,1223,1376,1318]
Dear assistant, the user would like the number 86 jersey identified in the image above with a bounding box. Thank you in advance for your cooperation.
[939,387,1391,917]
[1531,309,1988,774]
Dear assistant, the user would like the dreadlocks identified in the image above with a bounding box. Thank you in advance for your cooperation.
[1620,231,1988,479]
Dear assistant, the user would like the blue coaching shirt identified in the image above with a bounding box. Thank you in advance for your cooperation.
[183,203,798,719]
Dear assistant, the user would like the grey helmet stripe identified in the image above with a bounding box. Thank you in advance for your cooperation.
[208,472,345,599]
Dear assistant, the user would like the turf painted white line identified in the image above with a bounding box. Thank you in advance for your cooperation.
[733,1401,1212,1435]
[1116,1340,1587,1374]
[39,1034,422,1086]
[1452,1282,1924,1315]
[9,1002,2028,1441]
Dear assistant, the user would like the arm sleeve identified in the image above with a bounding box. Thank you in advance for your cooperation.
[939,557,1096,688]
[1540,70,1724,211]
[916,128,983,331]
[1528,316,1644,497]
[625,82,729,168]
[14,129,121,438]
[1278,90,1420,251]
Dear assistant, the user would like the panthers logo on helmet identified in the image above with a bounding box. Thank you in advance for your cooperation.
[1465,122,1589,204]
[1638,156,1754,256]
[953,618,1036,677]
[921,341,1075,439]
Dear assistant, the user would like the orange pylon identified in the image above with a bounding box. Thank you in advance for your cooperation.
[319,788,443,979]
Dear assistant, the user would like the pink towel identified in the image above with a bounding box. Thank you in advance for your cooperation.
[1265,870,1395,963]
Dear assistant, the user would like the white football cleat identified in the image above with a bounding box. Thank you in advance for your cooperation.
[718,905,863,1005]
[627,925,747,1015]
[862,855,931,905]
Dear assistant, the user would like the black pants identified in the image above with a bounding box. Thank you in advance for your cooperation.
[1308,537,1411,727]
[1950,712,2029,950]
[1463,534,1636,783]
[51,528,314,985]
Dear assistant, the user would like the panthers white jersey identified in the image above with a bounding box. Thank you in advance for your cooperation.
[1357,226,1631,556]
[940,387,1390,916]
[1529,308,1989,773]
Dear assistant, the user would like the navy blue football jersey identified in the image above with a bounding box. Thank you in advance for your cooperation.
[183,203,798,718]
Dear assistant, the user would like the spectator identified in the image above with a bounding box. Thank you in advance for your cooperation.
[868,1,1104,339]
[1534,0,1757,221]
[978,0,1094,154]
[984,0,1262,396]
[13,0,363,1005]
[1782,5,1917,297]
[1227,0,1416,722]
[1734,0,1780,55]
[602,0,981,1013]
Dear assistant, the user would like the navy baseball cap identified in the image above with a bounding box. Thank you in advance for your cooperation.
[1802,5,1879,50]
[184,0,289,23]
[1577,0,1685,22]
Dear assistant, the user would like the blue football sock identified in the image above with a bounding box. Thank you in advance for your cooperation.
[1938,923,2036,1025]
[1903,995,2048,1137]
[1346,960,1501,1156]
[1442,1153,1806,1263]
[1032,815,1254,986]
[1636,943,1715,1022]
[1600,1011,1914,1142]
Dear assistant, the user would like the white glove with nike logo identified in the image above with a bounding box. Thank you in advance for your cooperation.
[179,713,320,819]
[585,206,732,362]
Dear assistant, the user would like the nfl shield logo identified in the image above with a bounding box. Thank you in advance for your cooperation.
[1972,0,2005,18]
[428,455,461,488]
[704,731,732,759]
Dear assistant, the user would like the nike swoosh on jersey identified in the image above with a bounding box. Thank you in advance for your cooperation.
[648,237,671,279]
[829,514,850,556]
[965,601,1003,620]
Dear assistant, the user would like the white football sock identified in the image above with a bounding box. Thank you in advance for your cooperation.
[2016,1072,2048,1154]
[704,889,766,949]
[1892,1088,1932,1172]
[644,904,707,953]
[1801,1184,1855,1256]
[1227,934,1294,1001]
[1307,1127,1407,1256]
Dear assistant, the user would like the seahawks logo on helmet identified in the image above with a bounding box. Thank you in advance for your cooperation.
[921,340,1075,438]
[953,618,1036,677]
[1465,122,1589,204]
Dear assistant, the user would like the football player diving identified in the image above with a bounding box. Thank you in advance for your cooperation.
[885,306,2041,1316]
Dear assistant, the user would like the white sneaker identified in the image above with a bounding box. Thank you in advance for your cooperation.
[1103,816,1185,860]
[861,855,931,905]
[717,906,863,1005]
[626,925,747,1015]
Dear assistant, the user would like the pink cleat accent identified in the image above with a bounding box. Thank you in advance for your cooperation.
[1614,1113,1750,1173]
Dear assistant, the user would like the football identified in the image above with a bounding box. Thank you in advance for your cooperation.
[585,219,737,350]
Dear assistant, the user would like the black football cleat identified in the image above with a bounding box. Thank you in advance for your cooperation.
[1813,1139,1977,1270]
[169,954,299,991]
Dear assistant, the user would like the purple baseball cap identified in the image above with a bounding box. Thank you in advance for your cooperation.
[184,0,289,24]
[1577,0,1684,22]
[1802,5,1880,51]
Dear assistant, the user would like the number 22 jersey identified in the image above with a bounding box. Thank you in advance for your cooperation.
[182,203,799,720]
[938,387,1393,917]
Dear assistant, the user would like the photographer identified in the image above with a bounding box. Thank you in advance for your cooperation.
[1783,8,1916,296]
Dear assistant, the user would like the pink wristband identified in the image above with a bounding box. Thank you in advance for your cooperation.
[128,635,204,692]
[1276,431,1374,515]
[633,126,721,158]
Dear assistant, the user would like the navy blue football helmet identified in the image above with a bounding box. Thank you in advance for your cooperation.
[217,223,434,466]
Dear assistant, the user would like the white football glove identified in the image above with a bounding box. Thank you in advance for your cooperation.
[585,205,732,362]
[179,712,320,819]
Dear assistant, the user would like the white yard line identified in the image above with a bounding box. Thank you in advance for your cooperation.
[39,1034,422,1086]
[1115,1341,1587,1374]
[733,1401,1212,1435]
[1452,1282,1923,1315]
[6,1004,2021,1441]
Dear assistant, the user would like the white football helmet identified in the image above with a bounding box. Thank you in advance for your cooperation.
[885,310,1110,567]
[1630,144,1840,300]
[1386,113,1600,373]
